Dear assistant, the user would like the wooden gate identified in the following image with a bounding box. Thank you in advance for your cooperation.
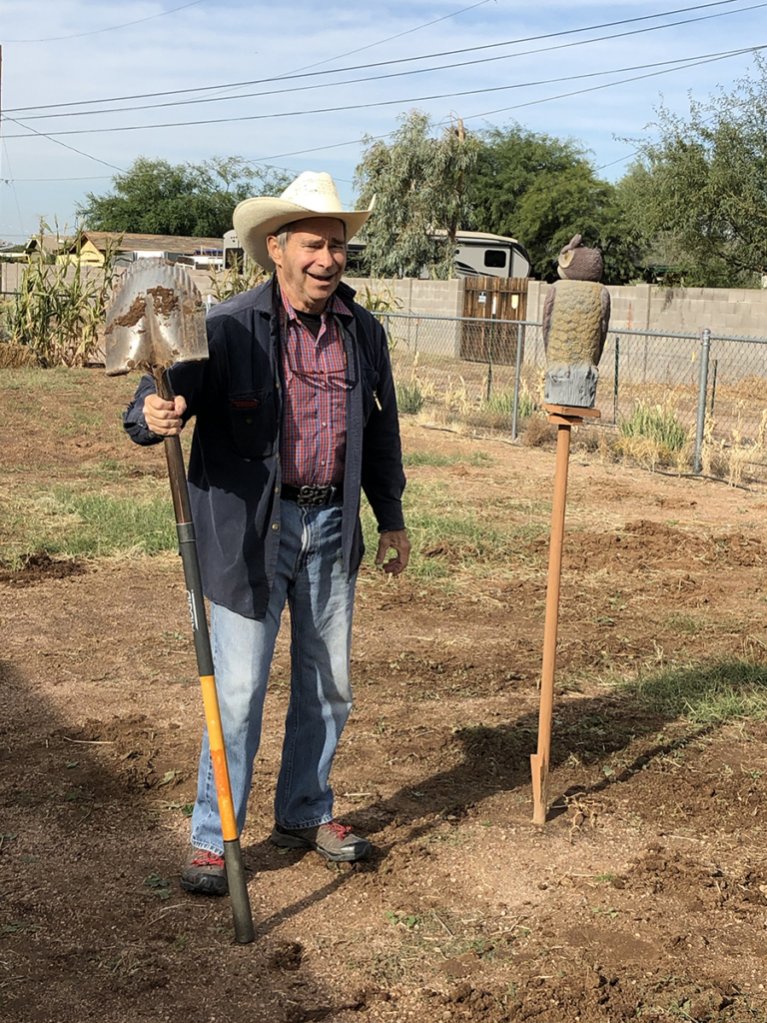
[461,276,529,364]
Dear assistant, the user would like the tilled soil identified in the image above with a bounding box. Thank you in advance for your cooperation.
[1,369,767,1022]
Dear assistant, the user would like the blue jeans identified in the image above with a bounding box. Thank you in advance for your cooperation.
[191,500,356,855]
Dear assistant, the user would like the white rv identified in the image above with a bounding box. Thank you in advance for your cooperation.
[222,228,530,280]
[447,230,531,279]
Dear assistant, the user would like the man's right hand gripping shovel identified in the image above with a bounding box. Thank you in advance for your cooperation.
[104,260,255,945]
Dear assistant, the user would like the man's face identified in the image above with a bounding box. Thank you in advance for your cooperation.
[267,217,347,313]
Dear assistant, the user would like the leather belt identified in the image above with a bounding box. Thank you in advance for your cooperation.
[281,483,343,507]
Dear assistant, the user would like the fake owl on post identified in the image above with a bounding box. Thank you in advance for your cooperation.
[541,234,611,408]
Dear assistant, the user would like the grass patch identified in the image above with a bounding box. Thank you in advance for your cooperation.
[403,450,493,468]
[617,403,689,468]
[1,487,176,565]
[51,490,177,557]
[361,480,546,581]
[0,365,95,392]
[626,661,767,724]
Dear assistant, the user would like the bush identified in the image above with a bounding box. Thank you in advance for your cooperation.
[618,403,689,467]
[397,380,425,414]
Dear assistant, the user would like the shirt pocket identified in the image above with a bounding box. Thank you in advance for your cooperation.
[227,389,278,459]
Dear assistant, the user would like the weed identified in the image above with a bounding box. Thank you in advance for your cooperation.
[385,910,422,931]
[618,403,689,468]
[397,379,425,415]
[590,904,620,919]
[144,874,172,900]
[360,286,402,315]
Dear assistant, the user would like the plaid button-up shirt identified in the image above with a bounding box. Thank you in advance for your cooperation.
[279,290,351,487]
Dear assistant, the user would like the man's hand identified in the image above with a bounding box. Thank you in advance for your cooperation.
[143,393,187,436]
[375,529,410,576]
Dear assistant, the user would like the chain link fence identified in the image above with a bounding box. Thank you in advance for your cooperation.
[378,311,767,486]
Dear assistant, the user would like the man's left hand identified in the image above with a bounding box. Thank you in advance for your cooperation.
[375,529,410,576]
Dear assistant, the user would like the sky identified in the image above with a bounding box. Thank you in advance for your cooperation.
[0,0,765,243]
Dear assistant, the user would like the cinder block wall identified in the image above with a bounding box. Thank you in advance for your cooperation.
[345,276,464,356]
[4,262,766,343]
[527,280,767,338]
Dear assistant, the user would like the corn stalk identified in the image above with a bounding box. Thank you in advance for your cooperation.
[6,227,118,367]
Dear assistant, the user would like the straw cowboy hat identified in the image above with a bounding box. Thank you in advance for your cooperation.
[232,171,373,271]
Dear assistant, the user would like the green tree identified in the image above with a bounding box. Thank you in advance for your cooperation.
[621,56,767,287]
[354,110,481,278]
[467,124,641,282]
[77,157,291,237]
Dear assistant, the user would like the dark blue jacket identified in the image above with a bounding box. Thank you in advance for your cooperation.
[124,278,406,619]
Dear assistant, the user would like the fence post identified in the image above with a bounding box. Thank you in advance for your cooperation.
[511,321,523,440]
[613,335,620,425]
[709,358,718,416]
[693,328,711,474]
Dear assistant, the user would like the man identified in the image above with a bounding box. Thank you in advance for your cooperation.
[124,171,410,896]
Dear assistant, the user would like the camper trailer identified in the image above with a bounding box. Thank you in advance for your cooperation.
[222,228,530,279]
[448,231,530,279]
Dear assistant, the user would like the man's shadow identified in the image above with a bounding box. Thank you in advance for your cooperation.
[246,659,765,932]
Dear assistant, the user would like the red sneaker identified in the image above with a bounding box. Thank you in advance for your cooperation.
[180,848,227,896]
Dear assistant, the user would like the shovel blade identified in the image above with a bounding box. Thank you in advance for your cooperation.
[104,259,208,376]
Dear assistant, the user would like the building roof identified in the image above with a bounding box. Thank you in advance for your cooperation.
[25,233,67,254]
[68,231,223,254]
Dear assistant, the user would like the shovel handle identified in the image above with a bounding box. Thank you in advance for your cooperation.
[156,371,255,944]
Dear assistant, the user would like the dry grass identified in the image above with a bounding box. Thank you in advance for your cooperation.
[0,343,38,369]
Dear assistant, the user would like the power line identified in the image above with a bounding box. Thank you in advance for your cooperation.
[233,46,765,166]
[4,0,752,114]
[2,0,207,44]
[3,44,762,140]
[4,116,125,169]
[14,0,767,123]
[0,1,491,188]
[3,175,114,182]
[260,0,497,77]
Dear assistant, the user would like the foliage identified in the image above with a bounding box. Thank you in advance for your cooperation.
[357,285,402,314]
[617,402,689,467]
[208,262,267,302]
[396,379,425,415]
[619,403,688,449]
[77,157,291,238]
[483,384,537,420]
[621,56,767,287]
[466,123,643,283]
[354,111,481,279]
[6,225,117,367]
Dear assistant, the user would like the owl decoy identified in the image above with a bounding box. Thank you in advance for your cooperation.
[541,234,611,408]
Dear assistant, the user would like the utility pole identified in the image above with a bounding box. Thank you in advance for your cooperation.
[0,44,4,284]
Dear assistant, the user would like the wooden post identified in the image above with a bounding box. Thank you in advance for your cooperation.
[531,403,600,826]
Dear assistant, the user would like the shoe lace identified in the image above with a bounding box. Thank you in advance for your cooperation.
[191,851,224,867]
[325,821,352,840]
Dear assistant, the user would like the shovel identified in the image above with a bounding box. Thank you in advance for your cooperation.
[105,260,255,944]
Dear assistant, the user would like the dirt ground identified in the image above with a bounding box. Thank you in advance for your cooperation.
[2,370,767,1022]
